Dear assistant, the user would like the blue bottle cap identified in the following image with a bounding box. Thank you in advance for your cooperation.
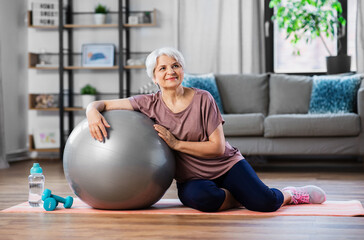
[30,163,43,174]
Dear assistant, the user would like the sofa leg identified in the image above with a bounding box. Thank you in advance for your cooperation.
[358,156,364,170]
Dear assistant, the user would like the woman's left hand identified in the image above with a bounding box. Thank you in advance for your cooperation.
[153,124,179,150]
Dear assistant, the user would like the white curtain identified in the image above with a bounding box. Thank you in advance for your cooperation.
[357,0,364,73]
[177,0,265,74]
[0,43,9,169]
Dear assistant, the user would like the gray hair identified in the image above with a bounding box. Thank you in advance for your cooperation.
[145,47,186,79]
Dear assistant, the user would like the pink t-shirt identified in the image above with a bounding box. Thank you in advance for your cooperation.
[129,88,243,183]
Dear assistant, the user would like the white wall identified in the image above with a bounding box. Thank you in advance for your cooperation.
[0,0,28,157]
[11,0,259,157]
[28,0,179,135]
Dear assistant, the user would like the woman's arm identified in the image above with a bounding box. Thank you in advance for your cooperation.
[87,98,134,112]
[154,123,226,158]
[86,99,133,141]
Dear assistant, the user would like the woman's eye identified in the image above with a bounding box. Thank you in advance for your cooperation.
[173,64,180,68]
[159,67,165,71]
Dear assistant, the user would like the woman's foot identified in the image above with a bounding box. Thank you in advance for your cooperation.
[282,185,326,204]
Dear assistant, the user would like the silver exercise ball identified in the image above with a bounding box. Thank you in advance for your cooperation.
[63,110,175,210]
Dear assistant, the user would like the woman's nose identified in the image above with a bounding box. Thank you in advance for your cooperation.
[167,67,175,74]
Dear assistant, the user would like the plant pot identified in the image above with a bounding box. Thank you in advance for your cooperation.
[94,14,106,25]
[81,95,96,109]
[326,55,351,74]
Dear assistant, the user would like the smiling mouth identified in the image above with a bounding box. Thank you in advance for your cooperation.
[166,77,178,80]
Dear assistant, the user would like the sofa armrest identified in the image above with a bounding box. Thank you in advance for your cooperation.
[358,79,364,117]
[358,78,364,155]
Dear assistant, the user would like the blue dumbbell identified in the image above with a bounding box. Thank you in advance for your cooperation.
[43,197,58,211]
[42,189,73,211]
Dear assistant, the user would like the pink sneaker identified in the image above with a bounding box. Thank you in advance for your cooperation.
[282,185,326,204]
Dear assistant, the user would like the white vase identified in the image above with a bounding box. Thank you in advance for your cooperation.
[81,95,96,109]
[94,14,106,25]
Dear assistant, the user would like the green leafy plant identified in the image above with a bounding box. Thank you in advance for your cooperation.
[95,4,108,14]
[81,84,97,95]
[269,0,346,56]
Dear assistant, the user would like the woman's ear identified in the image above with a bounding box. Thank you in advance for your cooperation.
[153,79,160,89]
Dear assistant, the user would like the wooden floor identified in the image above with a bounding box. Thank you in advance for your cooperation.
[1,159,364,240]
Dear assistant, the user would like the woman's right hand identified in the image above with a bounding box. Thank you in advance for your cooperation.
[86,108,111,142]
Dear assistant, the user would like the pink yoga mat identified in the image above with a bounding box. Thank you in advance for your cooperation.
[2,198,364,217]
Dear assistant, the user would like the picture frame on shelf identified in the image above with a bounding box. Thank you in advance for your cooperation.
[33,129,60,149]
[81,44,115,67]
[31,0,59,27]
[33,94,58,109]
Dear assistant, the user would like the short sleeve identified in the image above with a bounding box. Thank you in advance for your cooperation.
[129,94,153,112]
[202,91,224,137]
[128,93,162,122]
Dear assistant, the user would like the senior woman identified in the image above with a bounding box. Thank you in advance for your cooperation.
[86,47,326,212]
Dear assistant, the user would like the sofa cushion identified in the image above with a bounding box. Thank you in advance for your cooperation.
[182,73,224,113]
[215,74,269,115]
[269,74,312,115]
[222,113,264,136]
[264,113,360,137]
[309,75,362,114]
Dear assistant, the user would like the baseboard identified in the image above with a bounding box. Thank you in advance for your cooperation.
[6,149,29,162]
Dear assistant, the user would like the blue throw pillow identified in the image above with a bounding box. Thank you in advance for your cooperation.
[309,75,362,114]
[182,73,224,113]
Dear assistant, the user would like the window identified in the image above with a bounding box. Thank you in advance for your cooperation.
[347,0,357,72]
[265,0,356,74]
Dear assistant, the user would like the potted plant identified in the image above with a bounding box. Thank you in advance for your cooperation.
[269,0,349,74]
[81,84,97,109]
[94,3,108,25]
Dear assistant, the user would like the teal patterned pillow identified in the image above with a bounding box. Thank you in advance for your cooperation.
[309,75,361,114]
[182,73,224,113]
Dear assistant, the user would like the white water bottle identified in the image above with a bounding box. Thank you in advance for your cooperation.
[28,163,45,207]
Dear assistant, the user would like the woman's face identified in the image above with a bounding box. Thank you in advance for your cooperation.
[153,55,184,90]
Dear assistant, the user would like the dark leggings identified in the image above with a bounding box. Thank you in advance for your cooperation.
[177,159,284,212]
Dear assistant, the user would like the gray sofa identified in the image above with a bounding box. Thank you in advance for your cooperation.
[214,73,364,157]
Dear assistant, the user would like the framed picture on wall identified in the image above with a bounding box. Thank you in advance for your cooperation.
[81,44,115,67]
[33,129,60,149]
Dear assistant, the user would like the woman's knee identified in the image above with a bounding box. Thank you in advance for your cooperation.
[243,188,283,212]
[177,180,225,212]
